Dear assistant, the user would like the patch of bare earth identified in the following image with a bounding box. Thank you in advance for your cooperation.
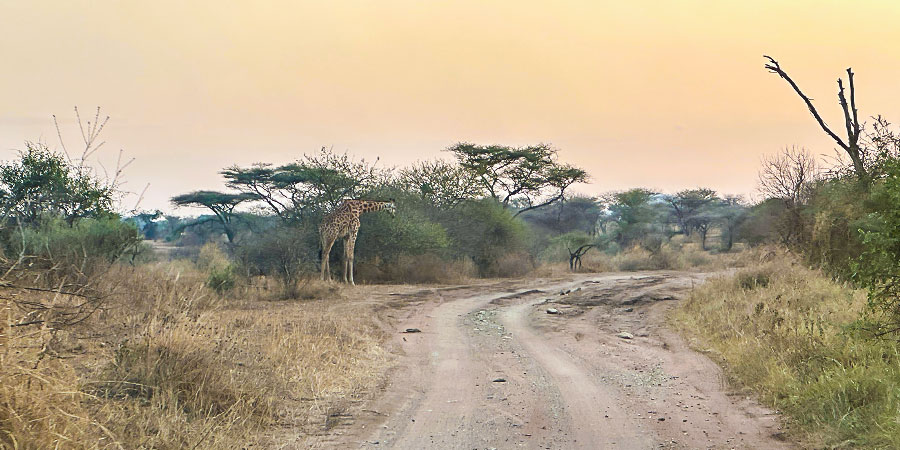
[301,273,794,449]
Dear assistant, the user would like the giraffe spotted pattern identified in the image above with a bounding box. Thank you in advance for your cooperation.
[319,199,396,285]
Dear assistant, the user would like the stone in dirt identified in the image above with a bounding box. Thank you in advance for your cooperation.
[492,378,507,383]
[546,308,560,314]
[616,332,634,340]
[403,328,422,333]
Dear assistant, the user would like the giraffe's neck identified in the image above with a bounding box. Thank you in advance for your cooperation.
[357,201,392,214]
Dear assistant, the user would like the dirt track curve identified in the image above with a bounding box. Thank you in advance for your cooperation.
[305,272,793,449]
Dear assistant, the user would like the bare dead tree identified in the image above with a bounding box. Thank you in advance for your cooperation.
[54,106,134,192]
[759,146,819,205]
[566,243,594,271]
[764,56,867,181]
[758,146,819,247]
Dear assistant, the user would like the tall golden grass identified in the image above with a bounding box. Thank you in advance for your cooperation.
[673,252,900,448]
[355,254,477,284]
[533,242,754,276]
[1,261,387,449]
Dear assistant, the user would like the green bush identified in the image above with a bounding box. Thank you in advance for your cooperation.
[854,158,900,334]
[356,206,450,263]
[737,198,792,246]
[0,142,115,226]
[234,224,318,295]
[206,265,236,295]
[8,217,142,278]
[439,199,531,276]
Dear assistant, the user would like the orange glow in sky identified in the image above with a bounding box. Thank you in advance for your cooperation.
[2,1,900,211]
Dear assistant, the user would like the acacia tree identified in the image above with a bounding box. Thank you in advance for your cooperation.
[665,188,718,236]
[716,196,748,251]
[605,188,662,248]
[170,191,257,243]
[522,195,602,235]
[686,212,714,250]
[222,147,385,222]
[554,231,595,271]
[447,143,587,217]
[764,56,867,180]
[396,159,484,209]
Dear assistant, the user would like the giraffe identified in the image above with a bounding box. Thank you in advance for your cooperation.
[319,199,396,285]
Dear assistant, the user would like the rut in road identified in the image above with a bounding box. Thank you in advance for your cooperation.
[501,297,652,449]
[313,273,792,449]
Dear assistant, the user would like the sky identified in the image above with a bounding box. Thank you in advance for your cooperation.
[2,0,900,213]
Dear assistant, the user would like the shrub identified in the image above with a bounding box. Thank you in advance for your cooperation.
[234,224,318,297]
[735,267,771,290]
[737,198,792,246]
[292,278,343,299]
[639,233,665,254]
[854,158,900,334]
[611,246,683,271]
[682,247,711,267]
[440,199,530,276]
[196,242,230,271]
[356,206,450,264]
[0,142,115,226]
[8,216,142,280]
[207,265,236,294]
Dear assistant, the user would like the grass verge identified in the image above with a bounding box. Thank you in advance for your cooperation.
[672,254,900,448]
[1,262,388,449]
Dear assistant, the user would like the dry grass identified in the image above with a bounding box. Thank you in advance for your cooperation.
[609,243,754,272]
[356,254,477,284]
[533,242,756,276]
[490,252,535,278]
[672,253,900,448]
[1,261,389,449]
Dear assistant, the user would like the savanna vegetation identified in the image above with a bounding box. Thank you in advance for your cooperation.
[6,55,900,448]
[0,107,752,448]
[673,57,900,448]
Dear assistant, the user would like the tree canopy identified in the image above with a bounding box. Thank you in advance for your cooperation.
[664,188,718,236]
[221,147,385,222]
[170,190,257,243]
[447,143,587,216]
[0,142,115,225]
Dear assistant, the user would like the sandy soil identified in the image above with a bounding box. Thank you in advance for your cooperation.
[302,272,794,449]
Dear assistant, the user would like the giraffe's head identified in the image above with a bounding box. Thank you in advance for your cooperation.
[384,199,397,217]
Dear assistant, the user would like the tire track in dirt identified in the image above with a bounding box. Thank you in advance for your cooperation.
[308,273,794,449]
[501,298,654,449]
[358,277,602,449]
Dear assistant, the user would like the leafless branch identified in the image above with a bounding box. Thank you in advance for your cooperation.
[764,56,866,179]
[764,55,848,150]
[758,146,819,206]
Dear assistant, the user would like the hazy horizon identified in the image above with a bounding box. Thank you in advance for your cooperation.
[3,1,900,213]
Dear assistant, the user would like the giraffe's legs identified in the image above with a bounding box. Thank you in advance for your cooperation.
[342,238,349,283]
[321,237,336,282]
[344,232,357,285]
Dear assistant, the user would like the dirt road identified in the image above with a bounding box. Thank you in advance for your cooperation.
[306,272,793,449]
